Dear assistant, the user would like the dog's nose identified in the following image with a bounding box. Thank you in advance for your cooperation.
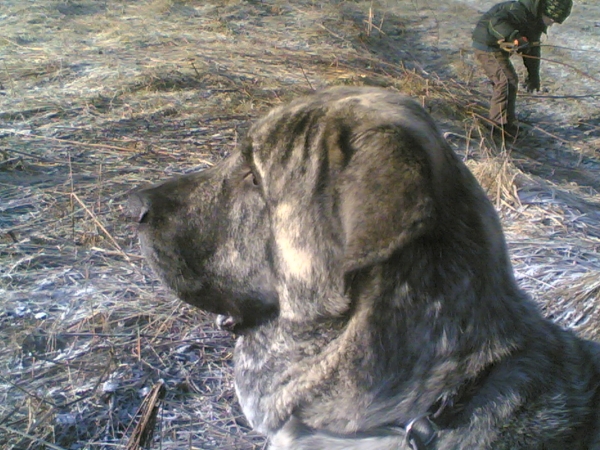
[128,191,150,223]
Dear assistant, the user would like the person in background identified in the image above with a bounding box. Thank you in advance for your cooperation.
[472,0,573,137]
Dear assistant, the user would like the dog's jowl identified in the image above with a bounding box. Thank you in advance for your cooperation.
[130,87,600,449]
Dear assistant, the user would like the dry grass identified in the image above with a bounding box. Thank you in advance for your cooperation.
[1,1,599,449]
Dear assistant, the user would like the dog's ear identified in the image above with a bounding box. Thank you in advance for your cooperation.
[338,127,437,272]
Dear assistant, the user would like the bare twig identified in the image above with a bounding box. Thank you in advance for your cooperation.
[70,192,132,262]
[125,381,166,450]
[298,64,314,91]
[0,425,68,450]
[13,131,171,154]
[521,54,600,84]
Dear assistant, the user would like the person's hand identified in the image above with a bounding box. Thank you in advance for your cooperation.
[514,36,529,51]
[525,76,540,93]
[499,36,529,53]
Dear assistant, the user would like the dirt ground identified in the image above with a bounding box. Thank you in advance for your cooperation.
[1,1,599,449]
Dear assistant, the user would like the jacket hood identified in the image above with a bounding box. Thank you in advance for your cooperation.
[519,0,542,16]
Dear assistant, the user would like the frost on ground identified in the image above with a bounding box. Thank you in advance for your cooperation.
[0,1,598,449]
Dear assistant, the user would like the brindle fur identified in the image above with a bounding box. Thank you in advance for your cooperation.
[130,87,600,449]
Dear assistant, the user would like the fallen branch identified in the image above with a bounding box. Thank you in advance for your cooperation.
[522,54,600,84]
[126,381,167,450]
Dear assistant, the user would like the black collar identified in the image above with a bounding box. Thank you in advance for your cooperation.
[402,364,496,449]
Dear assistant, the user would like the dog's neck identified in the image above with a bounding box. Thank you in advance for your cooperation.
[234,244,545,435]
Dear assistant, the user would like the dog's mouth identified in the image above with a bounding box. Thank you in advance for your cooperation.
[136,229,279,330]
[128,177,280,331]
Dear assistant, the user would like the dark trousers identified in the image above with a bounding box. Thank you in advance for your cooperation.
[474,49,518,126]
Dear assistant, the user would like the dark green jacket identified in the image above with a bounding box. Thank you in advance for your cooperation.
[472,0,546,80]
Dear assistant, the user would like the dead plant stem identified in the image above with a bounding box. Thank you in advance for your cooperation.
[68,152,76,244]
[298,64,314,91]
[522,54,600,84]
[70,192,131,262]
[3,61,16,97]
[15,132,170,154]
[0,424,67,450]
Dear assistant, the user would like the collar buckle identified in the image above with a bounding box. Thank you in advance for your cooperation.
[404,413,437,450]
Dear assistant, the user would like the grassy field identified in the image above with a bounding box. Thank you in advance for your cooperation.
[1,1,599,449]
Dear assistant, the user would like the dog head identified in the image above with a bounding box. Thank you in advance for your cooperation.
[129,154,279,329]
[130,87,511,329]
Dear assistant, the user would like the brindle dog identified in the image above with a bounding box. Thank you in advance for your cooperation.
[129,87,600,449]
